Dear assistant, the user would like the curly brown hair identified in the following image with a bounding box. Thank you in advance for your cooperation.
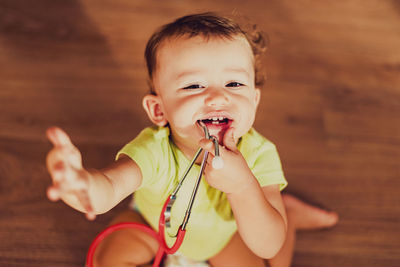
[144,12,268,94]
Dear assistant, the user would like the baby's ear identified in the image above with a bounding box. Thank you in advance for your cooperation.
[142,94,168,126]
[254,88,261,107]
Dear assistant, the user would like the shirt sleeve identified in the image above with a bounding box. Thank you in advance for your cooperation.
[115,128,159,189]
[239,129,288,191]
[251,142,288,191]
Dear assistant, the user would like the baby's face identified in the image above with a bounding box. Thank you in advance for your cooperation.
[152,35,260,152]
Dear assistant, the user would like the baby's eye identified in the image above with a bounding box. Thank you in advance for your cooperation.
[226,82,245,88]
[183,84,204,90]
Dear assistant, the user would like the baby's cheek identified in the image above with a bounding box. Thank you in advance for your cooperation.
[174,101,197,119]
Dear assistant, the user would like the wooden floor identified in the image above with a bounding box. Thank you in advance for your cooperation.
[1,0,399,266]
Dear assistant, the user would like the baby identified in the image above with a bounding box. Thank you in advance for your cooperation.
[46,13,338,267]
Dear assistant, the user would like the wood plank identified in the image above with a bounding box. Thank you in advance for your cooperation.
[1,0,400,266]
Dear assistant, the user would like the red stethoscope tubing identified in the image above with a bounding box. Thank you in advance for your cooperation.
[86,123,215,267]
[85,194,186,267]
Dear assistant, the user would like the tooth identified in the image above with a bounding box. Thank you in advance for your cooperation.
[219,117,224,121]
[212,117,218,121]
[212,121,219,124]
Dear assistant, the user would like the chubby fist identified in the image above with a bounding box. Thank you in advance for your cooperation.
[198,127,255,195]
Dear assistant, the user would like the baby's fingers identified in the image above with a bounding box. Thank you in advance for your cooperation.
[46,127,82,168]
[46,127,74,148]
[46,149,71,182]
[198,138,216,156]
[76,190,96,221]
[46,158,65,183]
[46,146,82,182]
[47,185,61,201]
[45,164,83,201]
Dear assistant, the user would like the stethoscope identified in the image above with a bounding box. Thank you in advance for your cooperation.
[86,121,223,267]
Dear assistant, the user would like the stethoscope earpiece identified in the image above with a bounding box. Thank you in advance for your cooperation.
[212,156,224,169]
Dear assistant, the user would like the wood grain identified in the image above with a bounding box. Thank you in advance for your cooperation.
[1,0,399,266]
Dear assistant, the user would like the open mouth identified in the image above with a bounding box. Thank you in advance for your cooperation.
[196,116,233,144]
[198,117,231,126]
[197,117,233,132]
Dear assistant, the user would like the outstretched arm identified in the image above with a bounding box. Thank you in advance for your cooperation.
[46,127,142,219]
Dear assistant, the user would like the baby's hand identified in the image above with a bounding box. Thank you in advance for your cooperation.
[46,127,95,220]
[198,127,255,195]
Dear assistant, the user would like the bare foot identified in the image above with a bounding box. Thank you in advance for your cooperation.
[283,194,339,230]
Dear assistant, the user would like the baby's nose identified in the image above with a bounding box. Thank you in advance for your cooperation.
[204,88,229,107]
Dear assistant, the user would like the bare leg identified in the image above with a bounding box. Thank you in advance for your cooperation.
[92,210,159,267]
[267,215,296,267]
[281,194,339,230]
[268,194,339,267]
[209,232,266,267]
[91,194,338,267]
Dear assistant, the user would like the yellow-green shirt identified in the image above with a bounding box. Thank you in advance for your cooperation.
[116,126,287,261]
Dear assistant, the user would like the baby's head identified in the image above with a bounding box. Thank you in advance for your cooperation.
[142,13,267,151]
[145,13,267,95]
